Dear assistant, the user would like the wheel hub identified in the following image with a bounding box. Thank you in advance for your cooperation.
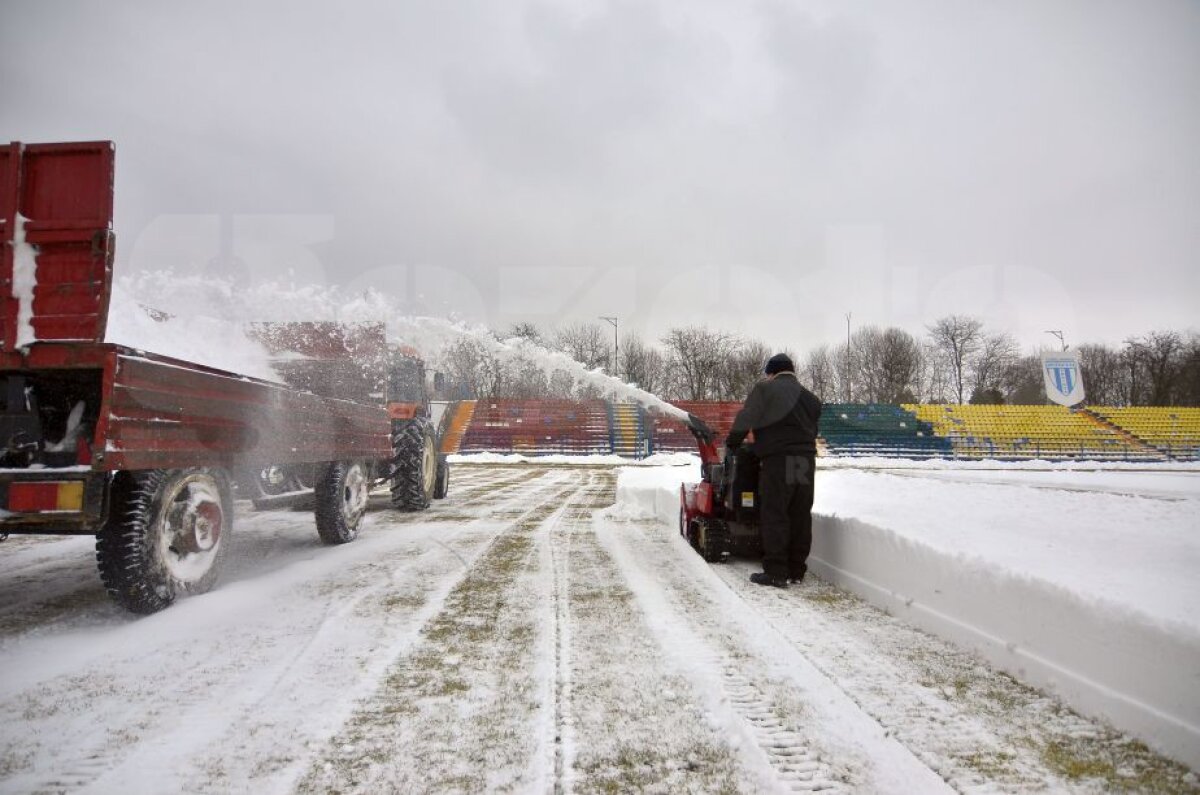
[169,496,223,554]
[342,463,369,521]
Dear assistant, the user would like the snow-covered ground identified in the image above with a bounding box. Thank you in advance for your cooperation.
[0,464,1195,793]
[616,456,1200,773]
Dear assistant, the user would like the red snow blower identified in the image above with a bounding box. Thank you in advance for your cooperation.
[678,414,763,561]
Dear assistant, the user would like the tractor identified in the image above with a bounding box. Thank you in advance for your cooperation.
[245,322,449,511]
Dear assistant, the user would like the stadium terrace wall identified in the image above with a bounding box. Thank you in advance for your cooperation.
[442,400,1198,462]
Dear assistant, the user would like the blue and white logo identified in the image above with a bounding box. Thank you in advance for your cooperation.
[1041,352,1086,407]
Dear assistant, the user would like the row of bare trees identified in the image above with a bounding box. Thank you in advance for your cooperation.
[431,316,1200,406]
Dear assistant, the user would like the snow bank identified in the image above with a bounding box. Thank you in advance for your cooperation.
[604,461,701,522]
[820,455,1200,472]
[612,463,1200,769]
[449,452,700,467]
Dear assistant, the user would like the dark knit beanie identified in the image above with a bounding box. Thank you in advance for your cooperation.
[764,353,794,375]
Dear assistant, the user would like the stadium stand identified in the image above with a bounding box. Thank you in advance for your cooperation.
[904,404,1162,460]
[1087,407,1200,461]
[437,400,476,455]
[648,401,744,453]
[457,399,612,455]
[609,402,646,458]
[447,399,1190,462]
[820,403,952,457]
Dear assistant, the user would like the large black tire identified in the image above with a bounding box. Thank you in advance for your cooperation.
[390,418,436,511]
[433,456,449,500]
[96,468,232,614]
[314,460,371,544]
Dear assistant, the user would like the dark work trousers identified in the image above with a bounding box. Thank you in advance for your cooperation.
[758,453,815,581]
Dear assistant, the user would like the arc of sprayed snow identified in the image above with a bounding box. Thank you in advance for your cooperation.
[389,316,691,423]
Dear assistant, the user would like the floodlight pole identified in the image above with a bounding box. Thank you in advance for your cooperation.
[1045,330,1067,352]
[600,316,618,374]
[844,312,852,402]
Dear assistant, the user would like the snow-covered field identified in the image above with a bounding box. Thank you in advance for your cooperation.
[0,463,1196,793]
[617,457,1200,774]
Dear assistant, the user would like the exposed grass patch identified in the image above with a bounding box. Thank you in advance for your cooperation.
[297,481,576,794]
[379,592,423,611]
[1040,737,1199,793]
[961,749,1016,778]
[806,590,853,606]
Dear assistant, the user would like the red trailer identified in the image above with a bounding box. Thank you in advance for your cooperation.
[0,141,439,613]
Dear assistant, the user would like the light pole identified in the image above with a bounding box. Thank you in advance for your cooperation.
[1045,330,1067,352]
[844,311,852,402]
[600,316,618,374]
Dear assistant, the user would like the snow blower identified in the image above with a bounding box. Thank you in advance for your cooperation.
[678,414,764,561]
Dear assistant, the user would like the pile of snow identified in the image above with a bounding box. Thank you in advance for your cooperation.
[604,459,702,522]
[611,462,1200,768]
[450,452,699,467]
[105,283,279,379]
[820,455,1200,472]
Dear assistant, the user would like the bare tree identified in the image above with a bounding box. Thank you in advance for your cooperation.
[720,339,771,400]
[1180,334,1200,407]
[927,315,984,404]
[506,322,543,345]
[851,326,921,403]
[804,345,837,402]
[1077,343,1127,406]
[1002,355,1046,404]
[554,323,610,371]
[661,326,734,400]
[1124,330,1187,405]
[439,337,500,399]
[914,340,953,403]
[504,356,549,398]
[618,333,665,394]
[969,332,1019,403]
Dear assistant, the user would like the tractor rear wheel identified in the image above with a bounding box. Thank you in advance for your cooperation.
[96,468,232,614]
[391,418,436,510]
[314,460,371,544]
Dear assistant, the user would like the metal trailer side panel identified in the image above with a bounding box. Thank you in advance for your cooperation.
[100,352,392,472]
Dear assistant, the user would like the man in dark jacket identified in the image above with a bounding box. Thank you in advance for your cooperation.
[725,353,822,588]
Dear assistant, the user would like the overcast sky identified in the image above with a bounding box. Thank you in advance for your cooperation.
[2,0,1197,354]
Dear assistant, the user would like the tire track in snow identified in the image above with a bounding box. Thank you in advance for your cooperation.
[131,468,575,795]
[716,559,1199,793]
[549,480,576,794]
[550,473,746,794]
[296,472,591,794]
[598,514,954,793]
[0,466,543,646]
[0,467,568,794]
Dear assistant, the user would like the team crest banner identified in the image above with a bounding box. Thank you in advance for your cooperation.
[1042,351,1086,407]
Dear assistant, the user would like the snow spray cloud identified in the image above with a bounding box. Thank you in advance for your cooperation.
[106,271,690,423]
[389,316,689,422]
